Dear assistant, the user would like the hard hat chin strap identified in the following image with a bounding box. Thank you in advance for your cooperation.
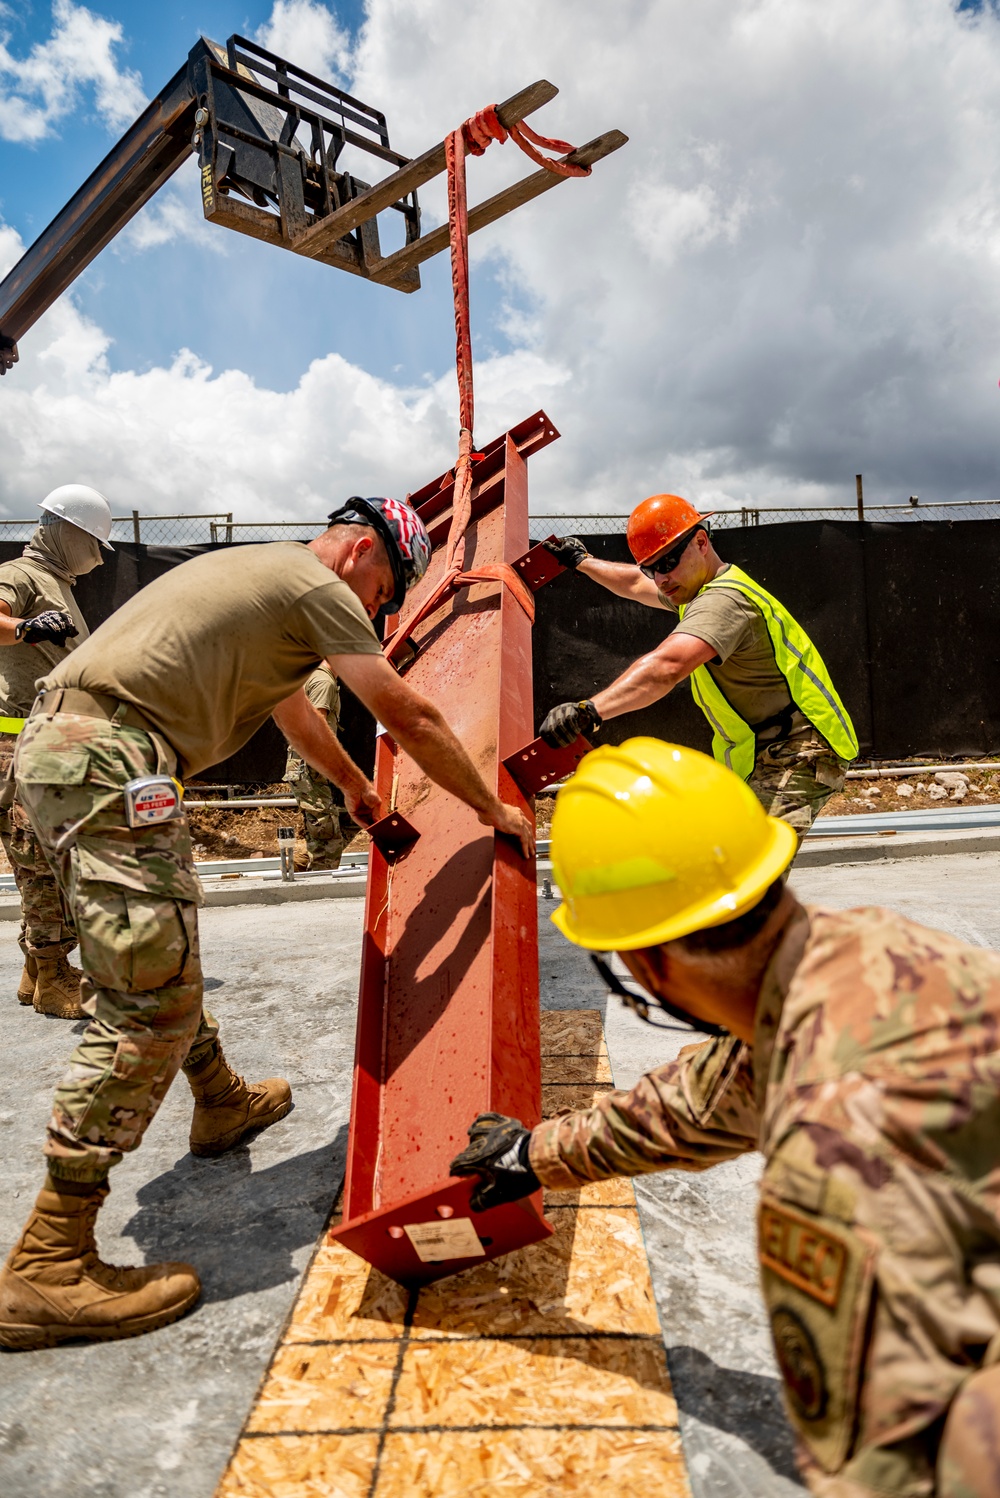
[589,953,729,1037]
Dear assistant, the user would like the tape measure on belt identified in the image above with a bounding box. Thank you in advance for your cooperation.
[0,717,25,735]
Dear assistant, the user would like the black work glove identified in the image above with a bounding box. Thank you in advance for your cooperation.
[539,698,603,749]
[450,1112,540,1212]
[16,610,79,647]
[543,535,590,570]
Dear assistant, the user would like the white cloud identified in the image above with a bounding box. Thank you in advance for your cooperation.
[0,0,145,143]
[6,0,1000,516]
[0,219,566,516]
[254,0,353,84]
[117,163,224,257]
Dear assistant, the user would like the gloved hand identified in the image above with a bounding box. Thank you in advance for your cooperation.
[543,535,590,570]
[15,610,79,647]
[539,699,603,749]
[450,1112,540,1212]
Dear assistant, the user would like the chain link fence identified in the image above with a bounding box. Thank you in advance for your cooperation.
[1,501,998,547]
[0,514,328,545]
[527,499,1000,540]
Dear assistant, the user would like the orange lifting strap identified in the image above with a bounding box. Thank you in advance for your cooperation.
[384,104,589,660]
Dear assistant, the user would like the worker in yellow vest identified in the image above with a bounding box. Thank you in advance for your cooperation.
[540,494,857,837]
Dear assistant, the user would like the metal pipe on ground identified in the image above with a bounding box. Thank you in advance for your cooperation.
[845,763,1000,779]
[184,796,297,808]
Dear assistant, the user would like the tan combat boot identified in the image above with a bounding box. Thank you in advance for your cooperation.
[0,1180,200,1349]
[33,952,84,1019]
[187,1043,292,1157]
[16,952,36,1005]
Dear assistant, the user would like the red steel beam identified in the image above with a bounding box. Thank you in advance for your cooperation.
[331,412,562,1286]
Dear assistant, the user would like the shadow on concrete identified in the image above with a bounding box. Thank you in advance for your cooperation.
[668,1344,800,1483]
[123,1128,348,1305]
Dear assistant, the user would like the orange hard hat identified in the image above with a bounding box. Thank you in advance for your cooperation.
[626,494,714,566]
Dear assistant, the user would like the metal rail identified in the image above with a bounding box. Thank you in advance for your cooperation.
[806,805,1000,837]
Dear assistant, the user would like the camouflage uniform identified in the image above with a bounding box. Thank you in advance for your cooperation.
[0,736,76,962]
[530,905,1000,1495]
[0,550,89,967]
[749,714,848,840]
[14,708,218,1184]
[285,666,347,870]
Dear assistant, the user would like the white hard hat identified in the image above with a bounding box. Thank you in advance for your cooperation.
[39,485,114,550]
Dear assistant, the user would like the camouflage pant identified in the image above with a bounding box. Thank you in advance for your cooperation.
[15,711,218,1185]
[285,751,346,870]
[0,737,76,962]
[749,727,848,842]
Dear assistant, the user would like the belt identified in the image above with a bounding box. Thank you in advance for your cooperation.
[751,704,809,746]
[33,687,157,738]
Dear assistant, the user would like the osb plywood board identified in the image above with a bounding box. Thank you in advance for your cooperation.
[215,1010,690,1498]
[542,1083,613,1114]
[216,1433,378,1498]
[246,1343,400,1433]
[390,1335,677,1428]
[285,1240,409,1343]
[545,1176,637,1208]
[372,1428,690,1497]
[539,1010,604,1054]
[409,1208,661,1339]
[541,1054,614,1085]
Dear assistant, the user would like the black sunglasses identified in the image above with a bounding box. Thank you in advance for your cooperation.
[638,525,704,580]
[589,953,728,1036]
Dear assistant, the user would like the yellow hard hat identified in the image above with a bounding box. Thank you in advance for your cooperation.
[550,738,797,951]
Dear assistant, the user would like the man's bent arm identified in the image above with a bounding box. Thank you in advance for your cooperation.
[272,689,379,823]
[591,631,717,720]
[529,1037,758,1188]
[0,601,25,644]
[577,557,667,609]
[330,652,534,857]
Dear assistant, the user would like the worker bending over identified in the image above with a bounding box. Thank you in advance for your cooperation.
[0,495,533,1351]
[541,494,857,836]
[453,740,1000,1497]
[0,485,114,1019]
[286,662,351,871]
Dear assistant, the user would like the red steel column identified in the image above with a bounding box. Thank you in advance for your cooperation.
[332,413,558,1285]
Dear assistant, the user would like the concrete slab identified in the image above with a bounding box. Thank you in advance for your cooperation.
[0,898,368,1498]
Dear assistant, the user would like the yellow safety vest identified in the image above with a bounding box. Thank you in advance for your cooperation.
[0,718,24,735]
[678,565,858,780]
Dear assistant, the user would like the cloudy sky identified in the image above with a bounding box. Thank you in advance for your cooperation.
[0,0,998,522]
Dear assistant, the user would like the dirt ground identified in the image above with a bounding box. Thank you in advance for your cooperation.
[0,762,994,874]
[183,784,367,862]
[821,762,1000,815]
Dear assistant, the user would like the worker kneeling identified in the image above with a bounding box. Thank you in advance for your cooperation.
[540,495,858,839]
[452,740,1000,1497]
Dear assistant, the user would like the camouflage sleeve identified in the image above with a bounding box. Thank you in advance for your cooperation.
[528,1035,760,1188]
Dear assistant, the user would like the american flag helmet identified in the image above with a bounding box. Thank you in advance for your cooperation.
[328,496,432,614]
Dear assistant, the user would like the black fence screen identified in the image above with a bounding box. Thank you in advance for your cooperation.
[2,518,997,779]
[533,519,1000,762]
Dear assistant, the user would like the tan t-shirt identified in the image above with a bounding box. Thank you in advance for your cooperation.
[44,543,380,777]
[677,567,792,726]
[0,557,89,716]
[304,662,341,725]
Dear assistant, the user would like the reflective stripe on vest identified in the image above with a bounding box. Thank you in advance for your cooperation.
[678,565,858,780]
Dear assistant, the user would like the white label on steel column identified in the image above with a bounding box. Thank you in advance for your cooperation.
[403,1217,486,1262]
